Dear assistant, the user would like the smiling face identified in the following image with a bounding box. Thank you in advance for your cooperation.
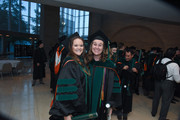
[72,38,84,56]
[125,51,134,61]
[91,39,104,56]
[111,48,117,54]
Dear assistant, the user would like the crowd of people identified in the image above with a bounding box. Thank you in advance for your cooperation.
[32,31,180,120]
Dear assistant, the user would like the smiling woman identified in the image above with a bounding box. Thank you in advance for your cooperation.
[71,38,84,56]
[49,32,90,120]
[86,30,121,120]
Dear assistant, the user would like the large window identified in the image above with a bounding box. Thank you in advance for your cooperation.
[0,0,40,35]
[60,7,89,39]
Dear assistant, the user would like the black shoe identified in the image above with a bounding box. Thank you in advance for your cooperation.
[171,100,176,104]
[32,81,36,86]
[123,114,127,120]
[143,90,149,96]
[148,95,153,99]
[135,91,139,95]
[151,112,156,117]
[172,98,179,102]
[117,115,122,120]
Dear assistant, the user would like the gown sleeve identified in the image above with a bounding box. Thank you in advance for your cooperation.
[49,61,86,117]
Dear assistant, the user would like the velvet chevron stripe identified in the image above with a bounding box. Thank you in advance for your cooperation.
[57,86,78,93]
[113,82,121,87]
[57,78,76,85]
[56,94,78,101]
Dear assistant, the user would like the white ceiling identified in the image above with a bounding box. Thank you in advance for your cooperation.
[27,0,180,23]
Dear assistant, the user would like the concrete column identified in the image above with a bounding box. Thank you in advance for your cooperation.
[40,4,60,58]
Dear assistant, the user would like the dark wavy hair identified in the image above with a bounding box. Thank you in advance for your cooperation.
[164,47,176,59]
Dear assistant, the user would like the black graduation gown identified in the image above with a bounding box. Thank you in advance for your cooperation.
[33,47,47,80]
[49,44,68,92]
[88,59,120,120]
[49,57,88,120]
[143,53,159,91]
[116,58,140,113]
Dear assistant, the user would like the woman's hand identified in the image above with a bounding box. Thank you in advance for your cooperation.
[64,115,72,120]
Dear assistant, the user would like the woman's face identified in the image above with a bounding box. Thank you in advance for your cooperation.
[72,38,84,56]
[91,39,104,56]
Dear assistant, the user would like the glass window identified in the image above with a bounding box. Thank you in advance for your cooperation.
[22,15,28,33]
[69,19,72,27]
[75,28,78,32]
[0,0,3,4]
[79,28,83,36]
[64,8,67,13]
[73,9,76,16]
[85,11,89,16]
[84,28,88,36]
[38,4,41,13]
[80,11,84,16]
[0,0,9,11]
[21,1,28,16]
[30,17,35,34]
[75,10,79,17]
[85,16,89,28]
[64,13,67,20]
[59,7,89,37]
[80,16,84,28]
[75,17,78,28]
[30,2,36,18]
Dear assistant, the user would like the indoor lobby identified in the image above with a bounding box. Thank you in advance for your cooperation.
[0,0,180,120]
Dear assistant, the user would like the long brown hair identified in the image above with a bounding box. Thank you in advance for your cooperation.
[86,40,108,63]
[67,36,87,66]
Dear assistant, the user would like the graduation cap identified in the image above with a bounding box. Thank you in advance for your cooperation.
[88,30,110,48]
[110,42,117,48]
[61,32,80,49]
[129,46,136,50]
[88,30,111,59]
[58,35,67,44]
[151,47,157,51]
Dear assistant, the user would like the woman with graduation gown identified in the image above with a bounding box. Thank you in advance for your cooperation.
[87,31,121,120]
[49,33,89,120]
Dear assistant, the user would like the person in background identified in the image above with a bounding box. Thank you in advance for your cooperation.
[151,47,180,120]
[49,35,67,93]
[143,47,160,98]
[32,40,47,86]
[116,48,140,120]
[173,48,180,100]
[110,42,118,62]
[49,33,89,120]
[118,42,125,60]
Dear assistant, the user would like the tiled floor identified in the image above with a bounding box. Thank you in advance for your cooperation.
[0,64,180,120]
